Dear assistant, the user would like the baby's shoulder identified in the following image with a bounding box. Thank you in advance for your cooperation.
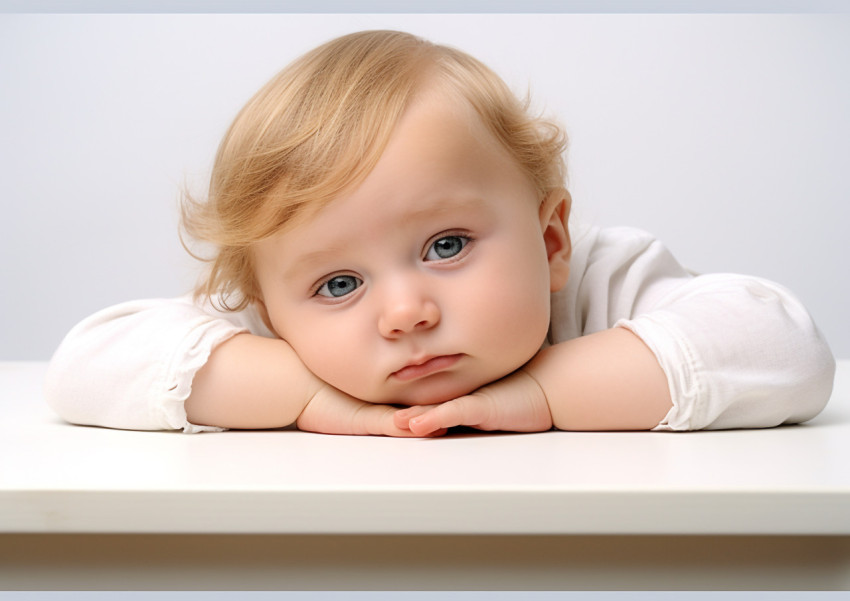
[570,223,667,267]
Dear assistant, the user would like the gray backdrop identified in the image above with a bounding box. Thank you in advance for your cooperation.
[2,13,848,359]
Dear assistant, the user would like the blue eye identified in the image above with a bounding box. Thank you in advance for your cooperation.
[316,275,362,298]
[425,235,470,261]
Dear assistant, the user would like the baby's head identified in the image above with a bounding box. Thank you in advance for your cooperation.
[183,30,572,405]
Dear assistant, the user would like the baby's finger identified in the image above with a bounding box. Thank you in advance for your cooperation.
[393,405,434,430]
[363,405,447,438]
[408,397,491,436]
[358,405,418,437]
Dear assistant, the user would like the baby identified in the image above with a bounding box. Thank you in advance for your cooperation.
[45,30,835,436]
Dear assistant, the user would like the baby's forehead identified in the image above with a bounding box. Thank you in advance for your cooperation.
[385,83,520,164]
[409,78,493,136]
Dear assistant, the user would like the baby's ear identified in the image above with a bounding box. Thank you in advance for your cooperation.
[539,188,571,292]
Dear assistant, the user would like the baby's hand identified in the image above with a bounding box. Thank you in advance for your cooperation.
[393,370,553,436]
[297,384,446,437]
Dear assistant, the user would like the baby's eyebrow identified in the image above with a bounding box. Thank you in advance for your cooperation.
[283,245,347,282]
[394,195,489,224]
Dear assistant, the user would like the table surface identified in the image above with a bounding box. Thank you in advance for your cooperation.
[1,360,848,535]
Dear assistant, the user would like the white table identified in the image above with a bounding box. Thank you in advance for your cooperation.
[1,361,848,590]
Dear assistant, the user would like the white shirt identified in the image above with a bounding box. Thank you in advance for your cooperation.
[44,225,836,433]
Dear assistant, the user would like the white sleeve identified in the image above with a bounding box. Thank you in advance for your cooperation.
[558,226,836,431]
[44,296,255,433]
[619,274,835,431]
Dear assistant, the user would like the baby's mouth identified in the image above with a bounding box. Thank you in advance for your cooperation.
[391,354,463,382]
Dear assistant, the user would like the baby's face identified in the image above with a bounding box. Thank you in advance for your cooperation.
[253,89,569,405]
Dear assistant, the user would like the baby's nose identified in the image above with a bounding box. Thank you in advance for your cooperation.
[378,292,440,338]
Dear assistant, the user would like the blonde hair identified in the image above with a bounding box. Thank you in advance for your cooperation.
[181,30,568,311]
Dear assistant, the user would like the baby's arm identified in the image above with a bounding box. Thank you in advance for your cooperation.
[186,333,431,436]
[45,297,421,436]
[396,327,670,435]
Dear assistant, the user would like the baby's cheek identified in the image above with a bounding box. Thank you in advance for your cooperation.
[488,288,550,361]
[306,348,365,395]
[280,316,374,399]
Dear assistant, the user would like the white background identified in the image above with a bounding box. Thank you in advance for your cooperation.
[1,13,848,359]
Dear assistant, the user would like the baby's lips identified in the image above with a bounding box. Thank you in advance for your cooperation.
[391,354,463,382]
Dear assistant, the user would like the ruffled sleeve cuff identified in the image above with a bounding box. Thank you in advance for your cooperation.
[159,316,247,433]
[616,315,704,431]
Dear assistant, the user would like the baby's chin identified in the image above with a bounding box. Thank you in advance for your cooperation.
[328,350,541,406]
[356,369,512,407]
